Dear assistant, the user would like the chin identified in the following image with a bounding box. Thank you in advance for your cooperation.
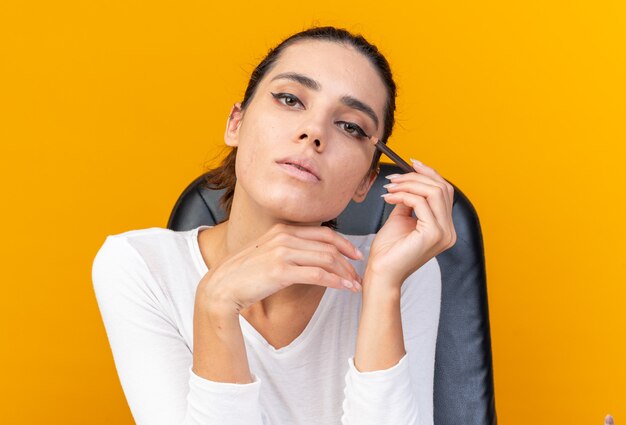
[252,184,349,222]
[269,203,344,225]
[273,208,325,224]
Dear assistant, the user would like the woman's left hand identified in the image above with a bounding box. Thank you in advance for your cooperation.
[365,159,457,290]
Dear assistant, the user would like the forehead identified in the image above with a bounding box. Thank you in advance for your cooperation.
[264,40,387,112]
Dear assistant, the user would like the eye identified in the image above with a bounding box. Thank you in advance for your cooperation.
[271,92,304,109]
[338,121,369,140]
[271,92,370,140]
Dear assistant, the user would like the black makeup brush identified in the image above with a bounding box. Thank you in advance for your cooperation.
[369,137,414,173]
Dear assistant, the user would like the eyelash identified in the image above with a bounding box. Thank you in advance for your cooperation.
[271,92,369,140]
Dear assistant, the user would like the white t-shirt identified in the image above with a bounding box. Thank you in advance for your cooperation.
[91,225,442,425]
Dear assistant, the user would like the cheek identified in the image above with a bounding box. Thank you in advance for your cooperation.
[243,113,286,153]
[330,167,369,199]
[340,147,374,178]
[236,120,274,166]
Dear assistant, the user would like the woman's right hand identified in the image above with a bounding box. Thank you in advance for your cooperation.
[195,223,365,315]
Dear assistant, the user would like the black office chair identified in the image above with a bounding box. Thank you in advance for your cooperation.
[168,162,498,425]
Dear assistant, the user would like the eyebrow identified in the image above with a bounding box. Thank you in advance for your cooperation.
[269,72,380,131]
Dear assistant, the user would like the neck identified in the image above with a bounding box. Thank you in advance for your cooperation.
[212,181,325,317]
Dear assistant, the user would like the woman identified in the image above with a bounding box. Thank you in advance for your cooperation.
[92,26,457,425]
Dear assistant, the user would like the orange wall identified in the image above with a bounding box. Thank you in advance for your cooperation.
[1,1,624,423]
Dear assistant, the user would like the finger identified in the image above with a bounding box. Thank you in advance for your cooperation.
[409,160,455,206]
[387,172,452,219]
[404,164,457,246]
[409,159,444,184]
[270,223,363,261]
[284,264,360,292]
[383,191,440,232]
[405,165,457,246]
[385,175,450,220]
[384,191,455,248]
[383,181,449,227]
[269,236,362,284]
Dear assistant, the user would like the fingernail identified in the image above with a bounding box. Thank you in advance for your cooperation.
[355,247,364,259]
[342,279,354,289]
[353,280,362,291]
[385,174,400,180]
[383,183,397,189]
[410,158,424,167]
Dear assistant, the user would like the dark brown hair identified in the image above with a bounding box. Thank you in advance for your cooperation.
[201,26,397,230]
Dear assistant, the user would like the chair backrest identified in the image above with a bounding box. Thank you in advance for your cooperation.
[168,162,498,425]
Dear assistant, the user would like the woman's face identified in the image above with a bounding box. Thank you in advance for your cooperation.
[225,39,388,224]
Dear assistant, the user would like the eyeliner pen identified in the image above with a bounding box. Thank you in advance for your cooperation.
[369,137,415,173]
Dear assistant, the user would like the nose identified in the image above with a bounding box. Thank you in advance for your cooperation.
[298,132,322,149]
[297,118,327,150]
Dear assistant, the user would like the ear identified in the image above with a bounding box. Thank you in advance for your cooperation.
[351,167,379,203]
[224,102,244,147]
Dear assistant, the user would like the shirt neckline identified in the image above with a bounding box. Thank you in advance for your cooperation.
[189,224,334,356]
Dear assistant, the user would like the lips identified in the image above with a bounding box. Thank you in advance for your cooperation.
[276,156,321,180]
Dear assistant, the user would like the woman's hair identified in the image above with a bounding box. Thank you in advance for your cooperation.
[201,25,397,230]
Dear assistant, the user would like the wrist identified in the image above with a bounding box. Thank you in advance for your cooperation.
[362,272,402,299]
[195,273,240,317]
[195,291,240,322]
[363,265,403,294]
[192,299,250,384]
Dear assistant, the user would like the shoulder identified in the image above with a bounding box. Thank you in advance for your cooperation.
[92,228,164,289]
[93,226,192,268]
[91,226,197,297]
[96,226,182,250]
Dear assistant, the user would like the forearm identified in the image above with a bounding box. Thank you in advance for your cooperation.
[353,273,405,372]
[192,298,253,384]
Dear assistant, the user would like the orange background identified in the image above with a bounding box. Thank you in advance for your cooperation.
[1,1,624,423]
